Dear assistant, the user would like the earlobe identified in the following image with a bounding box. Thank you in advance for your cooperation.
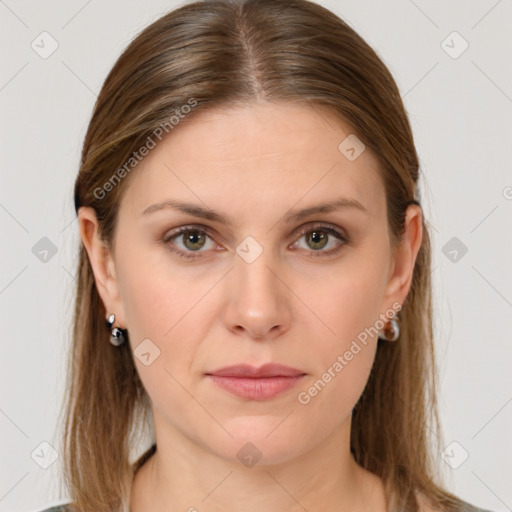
[77,206,126,326]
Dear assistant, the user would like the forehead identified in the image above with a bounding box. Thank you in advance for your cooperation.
[119,101,384,221]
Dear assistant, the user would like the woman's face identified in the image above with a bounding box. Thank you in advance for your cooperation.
[87,101,419,465]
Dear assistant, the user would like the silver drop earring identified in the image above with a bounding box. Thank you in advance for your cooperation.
[106,313,128,346]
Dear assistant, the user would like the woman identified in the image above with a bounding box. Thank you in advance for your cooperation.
[38,0,493,511]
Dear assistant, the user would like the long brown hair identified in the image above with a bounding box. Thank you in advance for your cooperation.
[58,1,467,511]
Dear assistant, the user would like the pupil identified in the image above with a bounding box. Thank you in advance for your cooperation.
[309,231,327,250]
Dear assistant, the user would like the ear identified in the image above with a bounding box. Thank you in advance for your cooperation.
[77,206,127,328]
[381,204,424,314]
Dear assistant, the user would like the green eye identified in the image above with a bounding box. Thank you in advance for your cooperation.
[292,224,348,258]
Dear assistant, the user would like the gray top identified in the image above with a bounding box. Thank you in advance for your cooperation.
[35,507,68,512]
[35,500,495,512]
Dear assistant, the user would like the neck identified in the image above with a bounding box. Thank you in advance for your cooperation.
[130,419,387,512]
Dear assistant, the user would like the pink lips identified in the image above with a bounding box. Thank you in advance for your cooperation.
[206,363,306,401]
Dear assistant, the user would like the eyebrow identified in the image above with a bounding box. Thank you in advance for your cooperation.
[142,197,368,226]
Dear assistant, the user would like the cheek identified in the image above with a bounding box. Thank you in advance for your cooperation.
[114,244,211,380]
[295,303,379,433]
[296,250,388,413]
[117,261,209,426]
[316,253,389,349]
[115,234,203,338]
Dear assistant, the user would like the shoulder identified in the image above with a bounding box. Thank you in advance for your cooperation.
[33,504,71,512]
[417,493,495,512]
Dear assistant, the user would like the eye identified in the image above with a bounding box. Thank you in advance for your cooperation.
[163,226,218,260]
[162,223,348,260]
[291,223,348,258]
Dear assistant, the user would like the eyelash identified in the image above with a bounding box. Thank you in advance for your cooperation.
[162,223,349,261]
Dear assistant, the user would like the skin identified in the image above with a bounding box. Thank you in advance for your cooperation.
[79,101,423,512]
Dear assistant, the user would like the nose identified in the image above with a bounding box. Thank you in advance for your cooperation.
[222,247,292,340]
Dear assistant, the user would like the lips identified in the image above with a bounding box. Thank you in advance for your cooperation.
[206,363,306,401]
[207,363,305,378]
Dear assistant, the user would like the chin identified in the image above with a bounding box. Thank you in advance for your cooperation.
[207,417,311,468]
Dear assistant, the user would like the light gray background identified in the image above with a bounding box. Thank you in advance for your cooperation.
[1,0,511,511]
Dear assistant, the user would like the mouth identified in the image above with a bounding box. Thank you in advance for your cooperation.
[205,363,306,401]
